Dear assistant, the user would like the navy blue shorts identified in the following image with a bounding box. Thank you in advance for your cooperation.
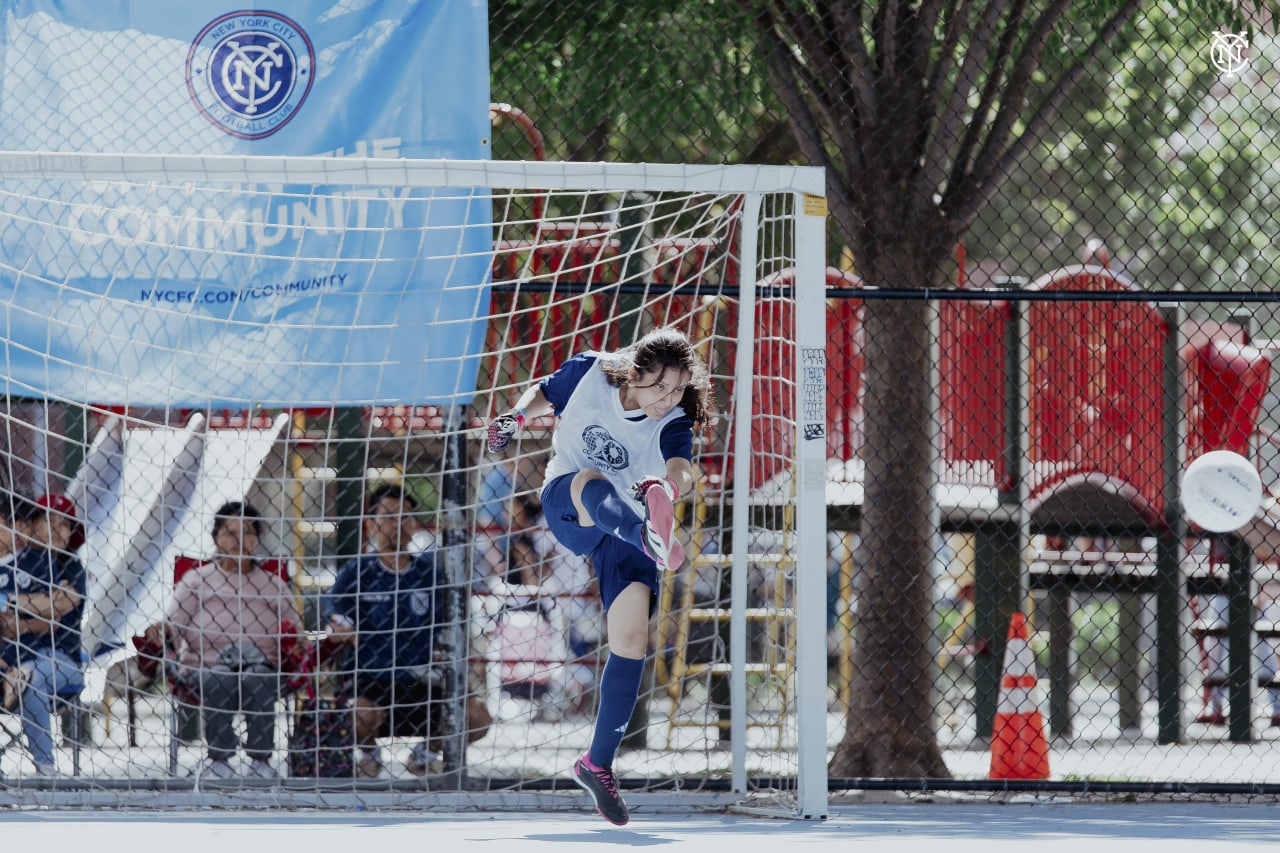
[541,473,659,614]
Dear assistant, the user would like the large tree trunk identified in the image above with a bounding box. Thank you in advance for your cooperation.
[755,0,1163,781]
[828,237,952,779]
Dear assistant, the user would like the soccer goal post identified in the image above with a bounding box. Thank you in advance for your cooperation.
[0,152,828,818]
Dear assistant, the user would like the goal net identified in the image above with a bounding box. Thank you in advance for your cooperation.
[0,153,828,817]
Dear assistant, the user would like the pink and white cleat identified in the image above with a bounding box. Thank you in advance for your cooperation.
[641,479,684,571]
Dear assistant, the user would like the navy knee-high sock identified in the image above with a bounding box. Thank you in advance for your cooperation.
[589,653,645,768]
[580,478,645,552]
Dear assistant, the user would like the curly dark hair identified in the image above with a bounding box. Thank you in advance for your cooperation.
[600,326,714,425]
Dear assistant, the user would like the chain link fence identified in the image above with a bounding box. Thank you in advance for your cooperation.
[0,0,1277,804]
[497,1,1280,791]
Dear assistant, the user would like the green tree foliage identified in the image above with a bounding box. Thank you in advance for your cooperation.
[490,0,787,164]
[970,12,1280,306]
[749,0,1267,779]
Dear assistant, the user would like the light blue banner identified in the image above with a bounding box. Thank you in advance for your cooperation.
[0,1,491,405]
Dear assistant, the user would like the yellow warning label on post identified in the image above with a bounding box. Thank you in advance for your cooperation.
[802,193,827,217]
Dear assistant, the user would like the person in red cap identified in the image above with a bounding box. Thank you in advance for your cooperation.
[0,492,87,776]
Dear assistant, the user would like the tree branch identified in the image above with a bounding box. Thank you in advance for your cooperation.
[919,0,967,120]
[950,0,1144,230]
[921,0,1009,198]
[758,7,862,245]
[946,0,1030,194]
[878,1,899,80]
[775,1,878,128]
[765,12,853,159]
[973,0,1071,172]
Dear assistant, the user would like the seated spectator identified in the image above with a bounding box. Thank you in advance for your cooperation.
[0,493,87,777]
[327,483,448,778]
[493,533,564,720]
[476,459,517,532]
[497,507,602,721]
[142,500,300,780]
[0,493,27,715]
[503,495,560,588]
[506,532,546,588]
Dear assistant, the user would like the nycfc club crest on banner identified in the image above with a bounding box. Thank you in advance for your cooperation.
[0,1,492,407]
[187,11,316,140]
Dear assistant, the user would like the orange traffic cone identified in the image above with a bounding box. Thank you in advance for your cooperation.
[989,611,1051,780]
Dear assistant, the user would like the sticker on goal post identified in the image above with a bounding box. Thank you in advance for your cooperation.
[802,193,828,217]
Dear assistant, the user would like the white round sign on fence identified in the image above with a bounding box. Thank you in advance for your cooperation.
[1180,450,1264,533]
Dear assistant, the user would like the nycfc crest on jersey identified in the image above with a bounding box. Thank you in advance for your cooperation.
[186,11,316,140]
[582,424,630,470]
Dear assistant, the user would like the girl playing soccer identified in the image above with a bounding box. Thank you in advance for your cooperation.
[487,326,712,825]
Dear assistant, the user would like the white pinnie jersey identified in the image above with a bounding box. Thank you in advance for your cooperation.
[541,352,691,522]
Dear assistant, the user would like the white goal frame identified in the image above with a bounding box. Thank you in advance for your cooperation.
[0,152,829,819]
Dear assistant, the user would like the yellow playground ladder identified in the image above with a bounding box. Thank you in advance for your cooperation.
[656,478,796,749]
